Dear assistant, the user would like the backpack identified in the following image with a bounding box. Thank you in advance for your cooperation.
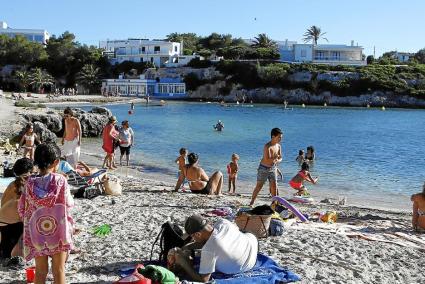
[150,221,191,264]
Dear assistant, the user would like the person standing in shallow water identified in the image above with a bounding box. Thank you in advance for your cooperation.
[249,128,283,206]
[102,116,120,169]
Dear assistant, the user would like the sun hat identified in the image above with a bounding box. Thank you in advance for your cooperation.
[184,214,208,235]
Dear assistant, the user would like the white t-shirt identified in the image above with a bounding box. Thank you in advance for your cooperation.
[199,219,258,275]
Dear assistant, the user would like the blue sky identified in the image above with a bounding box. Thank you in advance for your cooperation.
[1,0,424,56]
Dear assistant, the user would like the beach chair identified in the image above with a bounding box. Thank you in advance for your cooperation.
[66,169,107,198]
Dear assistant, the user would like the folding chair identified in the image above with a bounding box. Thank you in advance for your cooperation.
[66,169,107,198]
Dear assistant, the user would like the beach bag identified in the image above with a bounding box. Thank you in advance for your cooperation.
[103,175,122,196]
[235,205,273,238]
[74,184,104,199]
[268,218,285,236]
[150,222,191,264]
[3,162,14,178]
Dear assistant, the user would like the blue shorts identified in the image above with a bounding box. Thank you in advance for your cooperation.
[257,164,277,183]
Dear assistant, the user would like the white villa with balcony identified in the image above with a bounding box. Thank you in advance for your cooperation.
[273,40,365,66]
[0,21,50,44]
[99,39,196,67]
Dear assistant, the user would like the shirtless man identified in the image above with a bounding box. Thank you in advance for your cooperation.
[61,107,82,168]
[249,128,283,206]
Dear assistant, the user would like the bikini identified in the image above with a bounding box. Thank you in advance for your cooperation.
[184,167,210,194]
[23,134,35,149]
[289,171,307,190]
[418,209,425,216]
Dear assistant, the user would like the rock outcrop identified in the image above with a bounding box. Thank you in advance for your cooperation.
[20,107,111,142]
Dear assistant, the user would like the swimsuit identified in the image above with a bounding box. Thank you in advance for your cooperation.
[418,210,425,216]
[23,134,35,149]
[289,171,307,190]
[184,167,210,195]
[257,164,278,183]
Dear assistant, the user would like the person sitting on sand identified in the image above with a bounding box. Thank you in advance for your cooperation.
[227,153,239,194]
[295,149,305,166]
[249,128,283,206]
[174,148,188,192]
[0,158,33,262]
[169,214,258,283]
[289,162,318,196]
[19,123,40,161]
[102,116,120,169]
[411,182,425,231]
[182,153,223,195]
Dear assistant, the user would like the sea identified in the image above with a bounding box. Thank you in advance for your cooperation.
[81,101,425,210]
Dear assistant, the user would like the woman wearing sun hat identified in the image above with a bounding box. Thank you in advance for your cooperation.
[102,116,120,169]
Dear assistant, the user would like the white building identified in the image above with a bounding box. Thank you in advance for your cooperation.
[99,38,196,67]
[0,21,50,44]
[245,38,365,65]
[293,42,365,65]
[394,52,414,63]
[101,75,186,99]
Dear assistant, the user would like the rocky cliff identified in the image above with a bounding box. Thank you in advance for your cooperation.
[16,106,111,143]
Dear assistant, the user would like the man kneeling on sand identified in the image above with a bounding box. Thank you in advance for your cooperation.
[169,214,258,283]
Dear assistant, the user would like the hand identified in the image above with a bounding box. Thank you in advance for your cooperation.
[61,139,64,145]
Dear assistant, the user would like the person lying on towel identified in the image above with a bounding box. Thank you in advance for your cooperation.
[169,214,258,283]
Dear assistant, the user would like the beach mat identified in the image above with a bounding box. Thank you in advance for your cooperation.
[212,253,300,283]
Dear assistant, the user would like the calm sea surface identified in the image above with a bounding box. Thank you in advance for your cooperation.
[83,102,425,206]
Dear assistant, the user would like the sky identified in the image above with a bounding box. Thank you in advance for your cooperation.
[1,0,424,57]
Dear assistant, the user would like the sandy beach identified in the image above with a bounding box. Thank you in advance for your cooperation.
[0,95,424,283]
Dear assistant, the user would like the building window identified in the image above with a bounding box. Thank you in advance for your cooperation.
[141,47,146,52]
[174,46,177,52]
[332,51,340,60]
[154,46,160,52]
[301,50,306,57]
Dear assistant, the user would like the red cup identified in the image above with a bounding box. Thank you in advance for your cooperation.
[25,266,35,283]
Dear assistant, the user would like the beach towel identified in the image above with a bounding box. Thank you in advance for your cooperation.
[212,253,300,283]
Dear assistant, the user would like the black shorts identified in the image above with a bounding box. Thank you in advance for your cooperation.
[119,146,131,156]
[0,222,23,258]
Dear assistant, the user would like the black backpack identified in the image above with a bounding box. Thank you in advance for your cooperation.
[150,221,191,264]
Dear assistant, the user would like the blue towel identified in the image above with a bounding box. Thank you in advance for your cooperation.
[212,253,300,283]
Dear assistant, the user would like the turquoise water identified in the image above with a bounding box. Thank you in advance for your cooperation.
[86,102,425,201]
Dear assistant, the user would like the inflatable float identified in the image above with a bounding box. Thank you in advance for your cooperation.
[272,196,308,222]
[288,195,314,204]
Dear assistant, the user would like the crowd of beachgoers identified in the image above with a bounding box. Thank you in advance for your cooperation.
[0,95,424,283]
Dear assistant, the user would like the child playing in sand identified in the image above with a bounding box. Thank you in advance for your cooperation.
[296,150,305,165]
[289,162,318,196]
[19,123,39,161]
[18,143,74,284]
[250,128,283,206]
[174,148,188,191]
[227,153,239,194]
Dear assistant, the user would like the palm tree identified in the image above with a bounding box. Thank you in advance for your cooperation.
[76,64,100,94]
[15,70,31,92]
[303,26,328,45]
[251,33,277,49]
[29,68,54,93]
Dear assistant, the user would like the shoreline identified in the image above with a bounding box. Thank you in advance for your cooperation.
[1,95,424,283]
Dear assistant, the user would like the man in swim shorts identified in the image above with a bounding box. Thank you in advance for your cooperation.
[249,128,283,206]
[62,107,82,168]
